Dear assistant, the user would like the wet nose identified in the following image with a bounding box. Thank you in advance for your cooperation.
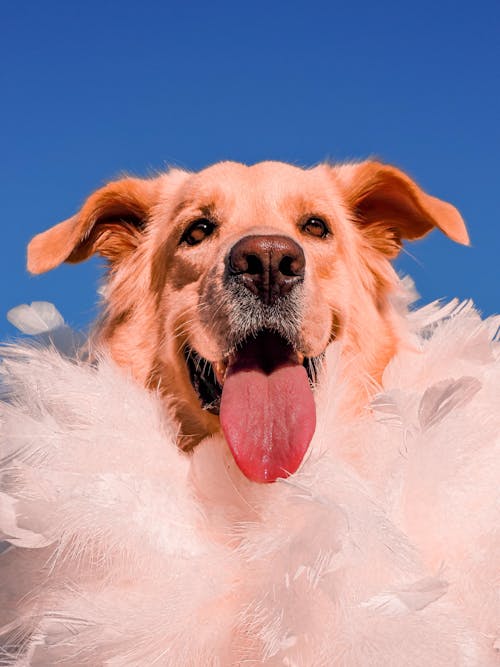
[226,235,305,305]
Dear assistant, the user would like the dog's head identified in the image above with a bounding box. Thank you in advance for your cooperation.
[28,160,468,482]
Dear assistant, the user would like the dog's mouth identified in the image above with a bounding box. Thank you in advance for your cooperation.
[184,330,321,483]
[183,333,323,414]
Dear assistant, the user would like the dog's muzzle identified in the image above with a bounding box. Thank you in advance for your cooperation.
[187,234,320,484]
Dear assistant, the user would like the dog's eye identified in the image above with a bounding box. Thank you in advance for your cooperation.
[181,219,216,246]
[302,217,329,238]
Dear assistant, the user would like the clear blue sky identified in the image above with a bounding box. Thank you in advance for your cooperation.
[1,1,498,340]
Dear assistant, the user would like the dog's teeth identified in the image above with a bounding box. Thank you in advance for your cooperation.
[297,352,305,364]
[213,361,227,385]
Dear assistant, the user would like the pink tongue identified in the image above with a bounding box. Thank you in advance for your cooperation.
[219,334,316,483]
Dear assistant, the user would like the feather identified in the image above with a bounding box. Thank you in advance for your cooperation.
[7,301,64,335]
[360,575,449,615]
[0,492,51,548]
[418,376,481,430]
[6,301,86,357]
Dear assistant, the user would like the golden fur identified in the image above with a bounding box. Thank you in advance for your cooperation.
[28,160,468,449]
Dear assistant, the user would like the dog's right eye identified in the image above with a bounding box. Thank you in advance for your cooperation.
[302,217,329,238]
[181,219,216,246]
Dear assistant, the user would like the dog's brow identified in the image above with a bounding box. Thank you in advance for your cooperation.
[279,193,331,218]
[171,199,218,220]
[170,199,192,219]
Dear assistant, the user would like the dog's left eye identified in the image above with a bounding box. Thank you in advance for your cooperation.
[181,219,216,246]
[302,217,329,238]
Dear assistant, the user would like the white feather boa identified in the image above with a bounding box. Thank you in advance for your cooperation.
[1,295,499,666]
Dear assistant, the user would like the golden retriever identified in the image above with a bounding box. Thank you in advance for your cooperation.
[27,160,468,482]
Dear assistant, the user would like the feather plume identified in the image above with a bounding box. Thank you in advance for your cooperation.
[7,302,64,335]
[0,296,499,665]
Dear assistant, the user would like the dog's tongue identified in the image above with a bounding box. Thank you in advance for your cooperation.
[220,332,316,483]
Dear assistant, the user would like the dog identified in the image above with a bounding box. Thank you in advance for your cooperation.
[27,160,468,482]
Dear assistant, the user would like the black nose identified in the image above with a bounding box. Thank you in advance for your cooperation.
[226,235,305,305]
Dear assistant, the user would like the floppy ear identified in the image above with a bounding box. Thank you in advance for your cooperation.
[27,177,159,274]
[334,161,469,258]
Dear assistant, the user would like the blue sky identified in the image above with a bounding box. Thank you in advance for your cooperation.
[1,1,498,340]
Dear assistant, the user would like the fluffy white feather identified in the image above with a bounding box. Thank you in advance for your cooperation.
[0,296,499,665]
[6,302,64,335]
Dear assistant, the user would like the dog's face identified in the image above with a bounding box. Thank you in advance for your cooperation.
[28,160,468,482]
